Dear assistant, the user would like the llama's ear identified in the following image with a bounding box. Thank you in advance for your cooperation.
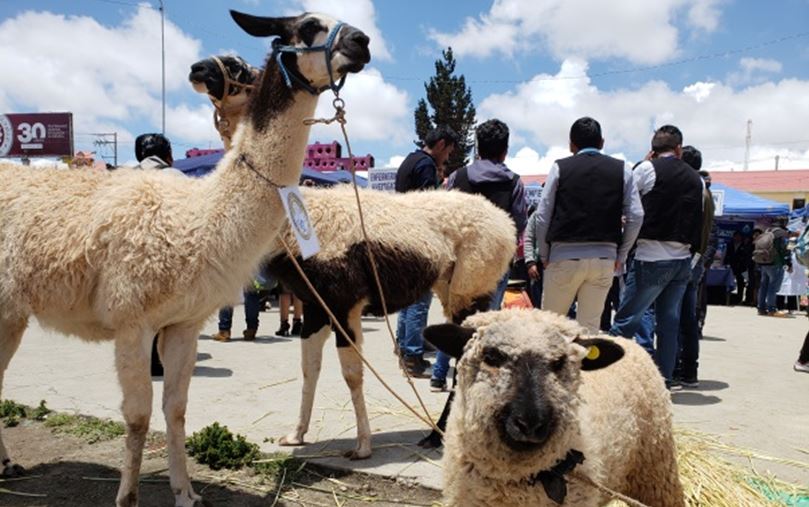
[230,11,294,39]
[571,336,624,371]
[424,324,475,359]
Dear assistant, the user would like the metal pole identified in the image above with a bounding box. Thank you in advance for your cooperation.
[114,132,118,167]
[743,119,752,171]
[160,0,166,135]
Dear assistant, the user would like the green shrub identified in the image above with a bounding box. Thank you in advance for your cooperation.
[186,423,260,470]
[0,400,27,427]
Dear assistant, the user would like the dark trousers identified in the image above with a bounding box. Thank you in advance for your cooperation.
[677,263,705,379]
[600,276,621,332]
[799,330,809,364]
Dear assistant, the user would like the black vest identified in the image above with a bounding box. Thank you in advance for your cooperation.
[452,166,519,213]
[547,152,624,244]
[638,157,704,247]
[395,150,434,192]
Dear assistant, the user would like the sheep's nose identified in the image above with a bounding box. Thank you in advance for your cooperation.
[511,413,550,442]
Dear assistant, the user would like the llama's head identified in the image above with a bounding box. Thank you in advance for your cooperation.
[425,309,624,474]
[230,11,370,94]
[189,55,258,102]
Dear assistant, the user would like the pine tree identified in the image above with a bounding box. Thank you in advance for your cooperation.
[413,47,476,173]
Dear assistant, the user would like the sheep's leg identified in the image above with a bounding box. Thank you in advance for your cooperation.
[114,328,155,507]
[339,304,371,460]
[279,324,330,446]
[159,323,203,507]
[0,316,27,477]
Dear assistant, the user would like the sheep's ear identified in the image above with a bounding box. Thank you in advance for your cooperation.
[571,337,624,371]
[423,324,475,359]
[230,11,294,39]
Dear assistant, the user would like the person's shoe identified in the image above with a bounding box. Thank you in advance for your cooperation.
[757,309,767,316]
[213,330,231,342]
[290,319,303,336]
[429,378,447,392]
[243,328,257,341]
[402,356,431,378]
[679,377,699,388]
[794,361,809,374]
[276,321,290,337]
[767,310,789,318]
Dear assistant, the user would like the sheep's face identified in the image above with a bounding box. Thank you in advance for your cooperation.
[425,310,624,466]
[189,55,257,101]
[230,11,371,91]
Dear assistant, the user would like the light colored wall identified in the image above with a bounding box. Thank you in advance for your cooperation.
[748,190,809,209]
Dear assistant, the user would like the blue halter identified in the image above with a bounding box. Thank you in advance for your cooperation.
[272,21,346,95]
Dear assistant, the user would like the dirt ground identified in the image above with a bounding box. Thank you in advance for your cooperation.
[2,419,442,507]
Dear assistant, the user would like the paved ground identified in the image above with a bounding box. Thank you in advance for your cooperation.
[4,302,808,489]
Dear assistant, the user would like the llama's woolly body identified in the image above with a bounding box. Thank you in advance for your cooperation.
[440,309,683,507]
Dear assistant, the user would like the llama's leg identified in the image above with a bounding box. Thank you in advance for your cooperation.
[159,323,203,507]
[114,328,155,507]
[279,323,330,446]
[0,316,27,477]
[338,304,372,460]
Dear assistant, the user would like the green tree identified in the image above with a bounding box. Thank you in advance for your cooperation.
[414,47,476,173]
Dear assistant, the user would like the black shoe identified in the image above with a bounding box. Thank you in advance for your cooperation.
[429,378,447,392]
[402,356,431,378]
[276,321,290,337]
[679,377,699,388]
[290,319,302,336]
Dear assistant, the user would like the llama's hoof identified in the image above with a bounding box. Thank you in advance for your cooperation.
[278,434,305,446]
[344,448,371,460]
[174,486,203,507]
[417,431,443,449]
[2,462,25,478]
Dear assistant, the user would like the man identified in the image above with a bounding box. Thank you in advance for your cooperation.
[754,218,793,317]
[394,125,459,378]
[675,146,715,388]
[724,231,750,305]
[609,125,704,388]
[134,133,175,376]
[532,117,643,333]
[447,119,527,309]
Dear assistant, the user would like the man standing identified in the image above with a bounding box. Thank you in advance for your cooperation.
[610,125,704,388]
[394,126,459,378]
[754,218,793,317]
[447,119,527,310]
[532,117,643,333]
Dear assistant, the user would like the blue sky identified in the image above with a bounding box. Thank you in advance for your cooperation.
[1,0,808,172]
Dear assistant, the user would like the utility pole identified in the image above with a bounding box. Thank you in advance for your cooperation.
[91,133,118,167]
[159,0,166,136]
[743,119,752,171]
[775,155,780,171]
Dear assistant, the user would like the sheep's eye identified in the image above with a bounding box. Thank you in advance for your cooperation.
[481,347,508,368]
[550,356,566,373]
[299,19,324,46]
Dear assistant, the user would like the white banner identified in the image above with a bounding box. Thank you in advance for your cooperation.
[368,167,398,192]
[712,189,725,217]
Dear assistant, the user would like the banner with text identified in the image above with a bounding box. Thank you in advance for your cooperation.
[368,167,398,192]
[0,112,74,158]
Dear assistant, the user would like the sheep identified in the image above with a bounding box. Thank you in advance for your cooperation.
[424,309,684,507]
[0,11,369,507]
[265,185,516,459]
[189,54,260,150]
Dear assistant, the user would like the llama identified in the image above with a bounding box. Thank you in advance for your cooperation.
[189,54,260,150]
[264,185,516,459]
[0,10,369,507]
[425,309,684,507]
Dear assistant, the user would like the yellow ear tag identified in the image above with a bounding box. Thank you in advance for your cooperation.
[586,345,600,361]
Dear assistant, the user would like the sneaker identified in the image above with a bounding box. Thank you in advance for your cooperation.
[243,328,257,341]
[402,356,431,379]
[794,361,809,374]
[213,330,231,342]
[757,310,767,316]
[276,321,290,337]
[430,378,447,392]
[290,319,303,336]
[679,377,699,388]
[767,310,789,318]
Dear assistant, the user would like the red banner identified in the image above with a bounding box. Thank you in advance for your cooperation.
[0,112,73,158]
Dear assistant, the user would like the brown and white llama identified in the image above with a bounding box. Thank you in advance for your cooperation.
[0,10,369,507]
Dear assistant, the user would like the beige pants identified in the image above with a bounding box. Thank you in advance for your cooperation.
[542,258,615,333]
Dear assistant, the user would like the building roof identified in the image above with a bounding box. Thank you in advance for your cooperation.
[710,169,809,193]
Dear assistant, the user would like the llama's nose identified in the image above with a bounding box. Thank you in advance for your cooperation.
[341,28,371,63]
[348,30,370,49]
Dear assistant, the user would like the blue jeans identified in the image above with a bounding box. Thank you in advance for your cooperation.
[489,272,510,311]
[678,262,705,379]
[218,290,262,331]
[610,258,692,382]
[635,307,656,356]
[432,351,451,382]
[396,291,432,357]
[757,265,785,313]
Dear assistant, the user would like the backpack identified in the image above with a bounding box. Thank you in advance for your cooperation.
[796,225,809,268]
[752,229,777,264]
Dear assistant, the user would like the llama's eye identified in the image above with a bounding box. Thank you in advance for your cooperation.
[481,347,508,368]
[550,356,566,373]
[299,19,324,46]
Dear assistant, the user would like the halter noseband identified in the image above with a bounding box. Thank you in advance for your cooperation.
[271,21,346,95]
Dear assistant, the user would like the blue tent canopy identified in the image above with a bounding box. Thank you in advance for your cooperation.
[710,181,790,218]
[326,169,368,187]
[172,152,341,186]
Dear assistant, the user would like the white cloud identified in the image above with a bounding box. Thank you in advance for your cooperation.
[309,67,409,145]
[429,0,723,64]
[478,59,809,172]
[293,0,392,61]
[386,155,405,168]
[727,57,783,86]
